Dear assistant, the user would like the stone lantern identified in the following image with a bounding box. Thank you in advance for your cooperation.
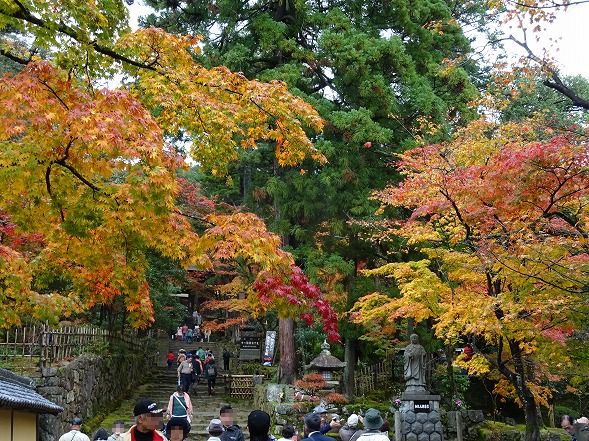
[307,341,346,388]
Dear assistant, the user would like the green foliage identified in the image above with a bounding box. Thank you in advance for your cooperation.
[145,251,187,333]
[431,364,470,406]
[554,404,578,421]
[502,74,589,128]
[237,362,277,379]
[344,398,392,417]
[144,0,484,363]
[477,421,570,441]
[295,324,328,370]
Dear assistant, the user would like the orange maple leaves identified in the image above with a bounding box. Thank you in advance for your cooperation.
[0,8,333,331]
[0,61,335,330]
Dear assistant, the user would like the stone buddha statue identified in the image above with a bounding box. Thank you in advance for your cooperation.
[403,333,428,393]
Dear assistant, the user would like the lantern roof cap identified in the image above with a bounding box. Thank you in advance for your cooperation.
[308,340,346,369]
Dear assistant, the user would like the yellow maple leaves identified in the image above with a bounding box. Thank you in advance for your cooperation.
[117,28,325,175]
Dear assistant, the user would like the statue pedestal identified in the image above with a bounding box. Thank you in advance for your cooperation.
[398,393,444,441]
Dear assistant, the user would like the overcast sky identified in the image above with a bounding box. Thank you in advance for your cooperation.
[127,0,589,79]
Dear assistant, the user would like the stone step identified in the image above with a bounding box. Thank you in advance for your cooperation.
[91,365,254,441]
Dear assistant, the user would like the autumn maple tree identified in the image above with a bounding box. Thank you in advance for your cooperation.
[0,0,339,339]
[353,115,589,440]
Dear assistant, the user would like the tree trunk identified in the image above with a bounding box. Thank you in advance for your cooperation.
[343,336,357,397]
[445,344,456,400]
[524,397,541,441]
[508,338,540,441]
[279,317,296,384]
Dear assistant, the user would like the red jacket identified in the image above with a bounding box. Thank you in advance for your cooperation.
[122,426,166,441]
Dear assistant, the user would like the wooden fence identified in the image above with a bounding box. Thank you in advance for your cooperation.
[0,325,153,367]
[226,374,262,400]
[354,355,394,396]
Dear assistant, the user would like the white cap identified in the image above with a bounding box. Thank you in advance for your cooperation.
[347,414,359,427]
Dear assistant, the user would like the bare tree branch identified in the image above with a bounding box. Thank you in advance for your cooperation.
[509,34,589,110]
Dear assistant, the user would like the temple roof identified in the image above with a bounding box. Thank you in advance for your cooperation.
[0,368,63,414]
[308,341,346,369]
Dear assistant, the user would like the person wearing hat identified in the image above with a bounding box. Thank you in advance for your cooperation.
[220,404,245,441]
[247,410,274,441]
[166,417,191,441]
[339,414,363,441]
[59,418,91,441]
[121,398,165,441]
[312,405,341,435]
[302,413,335,441]
[208,418,225,441]
[354,409,389,441]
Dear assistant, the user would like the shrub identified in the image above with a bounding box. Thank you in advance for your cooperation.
[295,373,327,395]
[324,392,347,405]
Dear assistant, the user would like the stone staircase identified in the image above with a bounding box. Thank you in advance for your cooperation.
[93,364,252,440]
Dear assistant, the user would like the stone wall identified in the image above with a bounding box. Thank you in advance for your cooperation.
[445,410,485,441]
[34,352,151,441]
[254,383,349,438]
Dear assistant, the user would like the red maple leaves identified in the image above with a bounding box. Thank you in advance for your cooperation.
[254,265,340,342]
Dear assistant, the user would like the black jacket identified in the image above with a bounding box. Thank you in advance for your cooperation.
[221,425,245,441]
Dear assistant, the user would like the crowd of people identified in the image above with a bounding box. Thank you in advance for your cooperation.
[62,390,589,441]
[175,325,211,344]
[174,312,212,343]
[63,397,392,441]
[166,347,231,395]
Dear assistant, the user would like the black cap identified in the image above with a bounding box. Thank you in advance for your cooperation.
[133,399,164,417]
[71,417,83,425]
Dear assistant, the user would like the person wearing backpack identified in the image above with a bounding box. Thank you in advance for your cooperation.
[192,354,204,389]
[167,385,193,425]
[205,358,218,395]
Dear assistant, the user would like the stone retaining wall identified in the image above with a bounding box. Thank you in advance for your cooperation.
[34,352,151,441]
[445,410,485,441]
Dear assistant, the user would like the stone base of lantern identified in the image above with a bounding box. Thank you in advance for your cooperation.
[398,394,444,441]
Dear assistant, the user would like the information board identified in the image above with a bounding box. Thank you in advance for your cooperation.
[239,335,261,361]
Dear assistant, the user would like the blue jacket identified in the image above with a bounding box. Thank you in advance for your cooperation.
[302,433,336,441]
